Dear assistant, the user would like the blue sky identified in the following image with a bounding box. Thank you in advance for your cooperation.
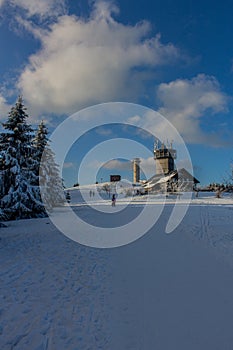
[0,0,233,186]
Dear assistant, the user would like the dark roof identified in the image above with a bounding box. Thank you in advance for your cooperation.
[176,168,200,184]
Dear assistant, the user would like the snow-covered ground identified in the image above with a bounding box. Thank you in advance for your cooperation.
[1,189,233,349]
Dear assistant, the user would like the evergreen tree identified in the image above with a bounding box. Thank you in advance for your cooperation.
[0,155,9,222]
[0,96,46,219]
[34,120,49,160]
[34,121,65,210]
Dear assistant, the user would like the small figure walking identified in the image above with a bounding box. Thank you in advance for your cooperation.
[111,194,116,207]
[66,191,71,203]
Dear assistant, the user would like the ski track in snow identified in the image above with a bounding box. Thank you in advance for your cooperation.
[0,219,112,350]
[185,205,233,264]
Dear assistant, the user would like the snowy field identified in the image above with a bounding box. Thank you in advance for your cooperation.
[1,189,233,349]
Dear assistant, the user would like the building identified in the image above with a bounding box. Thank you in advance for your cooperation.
[110,175,121,182]
[144,168,200,193]
[132,158,141,183]
[154,141,176,175]
[144,141,199,193]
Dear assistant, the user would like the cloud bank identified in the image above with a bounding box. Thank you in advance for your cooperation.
[88,156,155,177]
[15,1,182,116]
[0,0,66,19]
[157,74,228,143]
[0,0,230,147]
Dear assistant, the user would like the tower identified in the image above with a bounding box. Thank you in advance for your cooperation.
[133,158,141,183]
[154,141,177,175]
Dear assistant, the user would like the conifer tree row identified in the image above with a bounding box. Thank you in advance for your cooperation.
[0,96,64,220]
[34,120,65,210]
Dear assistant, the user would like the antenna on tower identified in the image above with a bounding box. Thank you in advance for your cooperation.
[154,139,159,150]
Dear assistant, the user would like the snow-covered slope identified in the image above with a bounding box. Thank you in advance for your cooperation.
[0,217,111,349]
[1,191,233,349]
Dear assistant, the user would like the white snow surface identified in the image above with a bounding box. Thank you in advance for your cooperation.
[1,188,233,349]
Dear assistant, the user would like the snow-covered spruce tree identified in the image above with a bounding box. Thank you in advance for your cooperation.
[0,155,9,223]
[0,96,46,220]
[34,120,65,210]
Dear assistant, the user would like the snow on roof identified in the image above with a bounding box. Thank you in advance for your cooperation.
[156,173,176,184]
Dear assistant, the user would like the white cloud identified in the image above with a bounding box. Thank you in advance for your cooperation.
[4,0,66,19]
[17,1,183,117]
[92,0,120,21]
[103,159,132,170]
[87,157,155,178]
[0,94,12,121]
[140,156,155,172]
[88,159,131,171]
[95,127,114,136]
[157,74,228,143]
[63,162,75,169]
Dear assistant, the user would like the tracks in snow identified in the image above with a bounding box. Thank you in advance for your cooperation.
[187,205,233,263]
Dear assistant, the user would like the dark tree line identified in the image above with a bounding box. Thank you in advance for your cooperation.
[0,96,64,220]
